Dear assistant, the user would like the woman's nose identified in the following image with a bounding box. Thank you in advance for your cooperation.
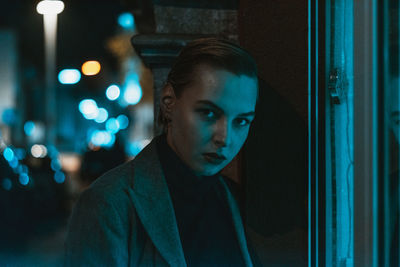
[213,119,230,147]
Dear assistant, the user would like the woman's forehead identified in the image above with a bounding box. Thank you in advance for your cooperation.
[180,65,258,112]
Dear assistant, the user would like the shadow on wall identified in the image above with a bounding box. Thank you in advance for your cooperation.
[245,78,307,266]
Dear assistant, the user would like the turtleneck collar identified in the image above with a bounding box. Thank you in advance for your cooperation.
[155,134,219,198]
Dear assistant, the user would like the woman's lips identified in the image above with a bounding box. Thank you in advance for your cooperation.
[203,153,227,165]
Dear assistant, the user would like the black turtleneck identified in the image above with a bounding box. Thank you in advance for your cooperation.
[155,135,246,266]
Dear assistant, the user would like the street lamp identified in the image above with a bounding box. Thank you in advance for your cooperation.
[36,0,64,15]
[36,0,64,146]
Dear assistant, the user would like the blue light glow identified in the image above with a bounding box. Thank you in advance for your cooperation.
[58,69,81,84]
[123,81,142,105]
[117,114,129,130]
[127,142,142,157]
[3,147,14,162]
[54,171,65,184]
[126,140,151,157]
[118,12,135,30]
[106,85,121,101]
[17,164,28,174]
[14,148,26,160]
[90,130,115,147]
[105,118,120,134]
[94,108,108,123]
[24,121,35,136]
[51,159,62,171]
[2,178,12,191]
[47,145,59,158]
[2,109,17,125]
[9,157,18,169]
[19,173,29,186]
[79,99,99,120]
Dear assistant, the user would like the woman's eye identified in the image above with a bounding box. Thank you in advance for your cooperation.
[199,109,216,119]
[205,110,215,118]
[236,118,250,126]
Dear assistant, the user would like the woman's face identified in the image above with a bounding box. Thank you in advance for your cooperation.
[166,64,258,176]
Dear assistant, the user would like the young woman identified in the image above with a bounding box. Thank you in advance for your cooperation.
[64,38,259,266]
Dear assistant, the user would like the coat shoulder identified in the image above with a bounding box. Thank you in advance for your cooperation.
[86,159,135,201]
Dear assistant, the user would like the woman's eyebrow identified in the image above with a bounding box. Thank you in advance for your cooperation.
[195,100,222,111]
[238,111,256,117]
[195,100,255,117]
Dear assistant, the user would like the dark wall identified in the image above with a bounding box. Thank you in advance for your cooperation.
[238,0,308,265]
[238,0,308,121]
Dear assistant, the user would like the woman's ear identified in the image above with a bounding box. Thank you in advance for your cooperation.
[160,83,176,120]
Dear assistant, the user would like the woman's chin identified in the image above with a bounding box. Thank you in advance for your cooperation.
[195,166,223,177]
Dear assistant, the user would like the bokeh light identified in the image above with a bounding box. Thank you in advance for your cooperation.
[118,12,135,30]
[2,109,17,125]
[9,157,18,169]
[24,121,36,136]
[105,118,120,134]
[31,144,48,158]
[117,114,129,130]
[51,159,62,171]
[54,171,65,184]
[47,145,59,158]
[94,108,108,123]
[106,85,120,101]
[123,82,142,105]
[17,164,28,175]
[126,139,151,157]
[79,99,99,120]
[81,60,101,76]
[19,173,30,186]
[3,147,14,162]
[58,69,81,84]
[90,130,115,147]
[14,148,26,160]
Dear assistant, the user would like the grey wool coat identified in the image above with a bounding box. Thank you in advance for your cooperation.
[64,138,254,266]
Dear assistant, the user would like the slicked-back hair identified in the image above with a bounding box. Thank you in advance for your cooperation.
[159,37,258,131]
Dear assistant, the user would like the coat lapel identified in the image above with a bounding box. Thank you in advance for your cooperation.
[128,140,186,267]
[219,178,254,267]
[128,138,253,267]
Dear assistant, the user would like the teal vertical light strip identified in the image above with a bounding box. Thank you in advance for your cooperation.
[396,0,400,262]
[346,0,355,264]
[371,0,378,266]
[324,2,332,264]
[315,1,319,266]
[382,1,390,266]
[307,0,312,266]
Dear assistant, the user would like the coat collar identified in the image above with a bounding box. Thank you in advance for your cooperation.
[128,138,253,267]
